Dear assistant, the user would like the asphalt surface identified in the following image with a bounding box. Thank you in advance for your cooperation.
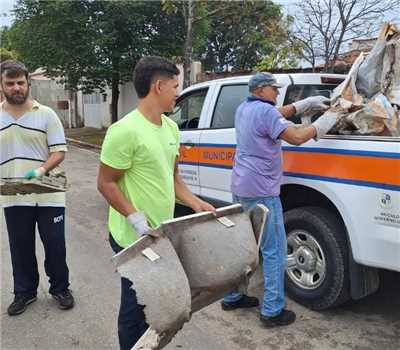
[1,145,399,350]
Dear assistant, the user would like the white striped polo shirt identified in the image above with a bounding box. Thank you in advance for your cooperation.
[0,100,68,207]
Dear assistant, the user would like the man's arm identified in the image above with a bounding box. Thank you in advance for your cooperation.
[24,151,66,179]
[278,104,296,119]
[278,96,330,119]
[279,125,317,145]
[97,162,136,216]
[174,158,216,213]
[42,151,65,172]
[280,110,339,145]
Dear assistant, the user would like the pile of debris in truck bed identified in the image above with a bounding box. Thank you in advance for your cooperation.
[328,22,400,136]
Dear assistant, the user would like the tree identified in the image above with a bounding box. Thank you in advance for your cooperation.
[255,42,301,71]
[0,47,19,62]
[9,0,184,122]
[163,0,294,86]
[0,27,20,61]
[162,0,212,88]
[202,1,297,72]
[292,0,400,72]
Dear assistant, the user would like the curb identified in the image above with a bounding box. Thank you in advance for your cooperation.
[66,137,102,151]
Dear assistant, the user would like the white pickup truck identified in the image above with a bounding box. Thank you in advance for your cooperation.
[170,73,400,310]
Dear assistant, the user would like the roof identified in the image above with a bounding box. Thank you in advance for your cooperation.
[30,67,50,81]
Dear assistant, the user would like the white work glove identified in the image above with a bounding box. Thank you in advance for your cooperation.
[24,166,46,179]
[312,111,338,140]
[127,211,151,236]
[300,115,312,126]
[293,96,330,115]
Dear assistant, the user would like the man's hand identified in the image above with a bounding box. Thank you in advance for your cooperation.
[24,166,46,179]
[312,111,338,140]
[192,199,216,215]
[127,211,152,236]
[293,96,330,115]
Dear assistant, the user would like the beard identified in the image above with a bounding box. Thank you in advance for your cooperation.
[3,87,29,105]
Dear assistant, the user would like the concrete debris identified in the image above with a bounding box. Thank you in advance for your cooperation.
[112,204,268,350]
[328,22,400,136]
[133,328,160,350]
[0,170,67,195]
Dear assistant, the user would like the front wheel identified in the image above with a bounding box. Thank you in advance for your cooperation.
[284,207,350,310]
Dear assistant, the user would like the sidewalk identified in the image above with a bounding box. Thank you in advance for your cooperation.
[65,127,106,150]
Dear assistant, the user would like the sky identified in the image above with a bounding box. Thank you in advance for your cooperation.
[0,0,14,27]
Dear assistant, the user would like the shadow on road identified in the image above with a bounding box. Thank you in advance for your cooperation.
[334,270,400,322]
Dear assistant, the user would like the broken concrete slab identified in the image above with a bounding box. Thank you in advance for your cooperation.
[0,171,68,195]
[112,204,268,350]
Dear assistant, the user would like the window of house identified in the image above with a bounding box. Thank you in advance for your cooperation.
[211,84,249,129]
[168,89,208,130]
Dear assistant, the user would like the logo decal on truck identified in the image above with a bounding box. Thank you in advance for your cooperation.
[380,193,392,209]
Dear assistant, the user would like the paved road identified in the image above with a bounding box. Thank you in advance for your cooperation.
[1,145,399,350]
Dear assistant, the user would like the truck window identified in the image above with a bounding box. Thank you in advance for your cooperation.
[284,84,339,124]
[211,84,249,129]
[168,89,208,130]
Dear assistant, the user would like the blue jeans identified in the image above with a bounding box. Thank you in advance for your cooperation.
[109,234,149,350]
[223,195,287,317]
[4,206,70,298]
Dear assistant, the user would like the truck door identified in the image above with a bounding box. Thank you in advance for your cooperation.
[198,84,249,203]
[169,88,209,195]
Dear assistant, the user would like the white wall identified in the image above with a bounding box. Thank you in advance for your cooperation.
[30,79,71,128]
[80,82,138,129]
[118,82,138,119]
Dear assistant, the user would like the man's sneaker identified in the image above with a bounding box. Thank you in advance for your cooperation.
[221,295,259,311]
[52,289,74,310]
[7,295,37,316]
[260,309,296,327]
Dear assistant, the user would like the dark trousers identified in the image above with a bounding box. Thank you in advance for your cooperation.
[109,234,149,350]
[4,206,70,298]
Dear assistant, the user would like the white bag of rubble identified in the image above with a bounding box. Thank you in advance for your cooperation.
[327,22,400,136]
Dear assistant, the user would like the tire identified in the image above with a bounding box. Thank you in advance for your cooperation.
[284,206,350,310]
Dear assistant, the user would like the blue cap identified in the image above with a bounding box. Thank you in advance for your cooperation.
[248,72,283,92]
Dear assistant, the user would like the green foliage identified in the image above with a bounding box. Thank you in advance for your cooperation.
[201,0,296,71]
[255,44,300,71]
[0,47,19,62]
[255,16,302,71]
[0,27,20,61]
[9,0,184,93]
[161,0,210,61]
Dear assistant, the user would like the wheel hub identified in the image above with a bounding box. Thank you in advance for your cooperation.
[286,230,326,290]
[295,246,316,272]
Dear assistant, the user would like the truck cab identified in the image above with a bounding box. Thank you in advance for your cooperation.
[170,73,400,310]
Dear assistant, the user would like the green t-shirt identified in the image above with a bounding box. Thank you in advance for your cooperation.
[100,109,180,248]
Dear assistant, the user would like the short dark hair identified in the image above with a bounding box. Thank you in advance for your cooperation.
[0,60,29,81]
[133,56,179,98]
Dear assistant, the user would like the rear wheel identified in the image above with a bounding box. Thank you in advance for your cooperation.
[284,206,350,310]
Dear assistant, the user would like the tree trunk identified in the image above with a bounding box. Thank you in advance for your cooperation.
[111,76,120,124]
[183,0,194,89]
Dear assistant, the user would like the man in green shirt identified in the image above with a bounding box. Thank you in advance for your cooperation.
[97,56,215,350]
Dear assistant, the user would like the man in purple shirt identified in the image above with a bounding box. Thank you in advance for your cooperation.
[221,72,337,327]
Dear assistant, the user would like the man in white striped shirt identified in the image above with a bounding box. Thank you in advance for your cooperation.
[0,60,74,315]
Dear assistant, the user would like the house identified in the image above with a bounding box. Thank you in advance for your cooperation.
[22,61,202,129]
[316,38,377,73]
